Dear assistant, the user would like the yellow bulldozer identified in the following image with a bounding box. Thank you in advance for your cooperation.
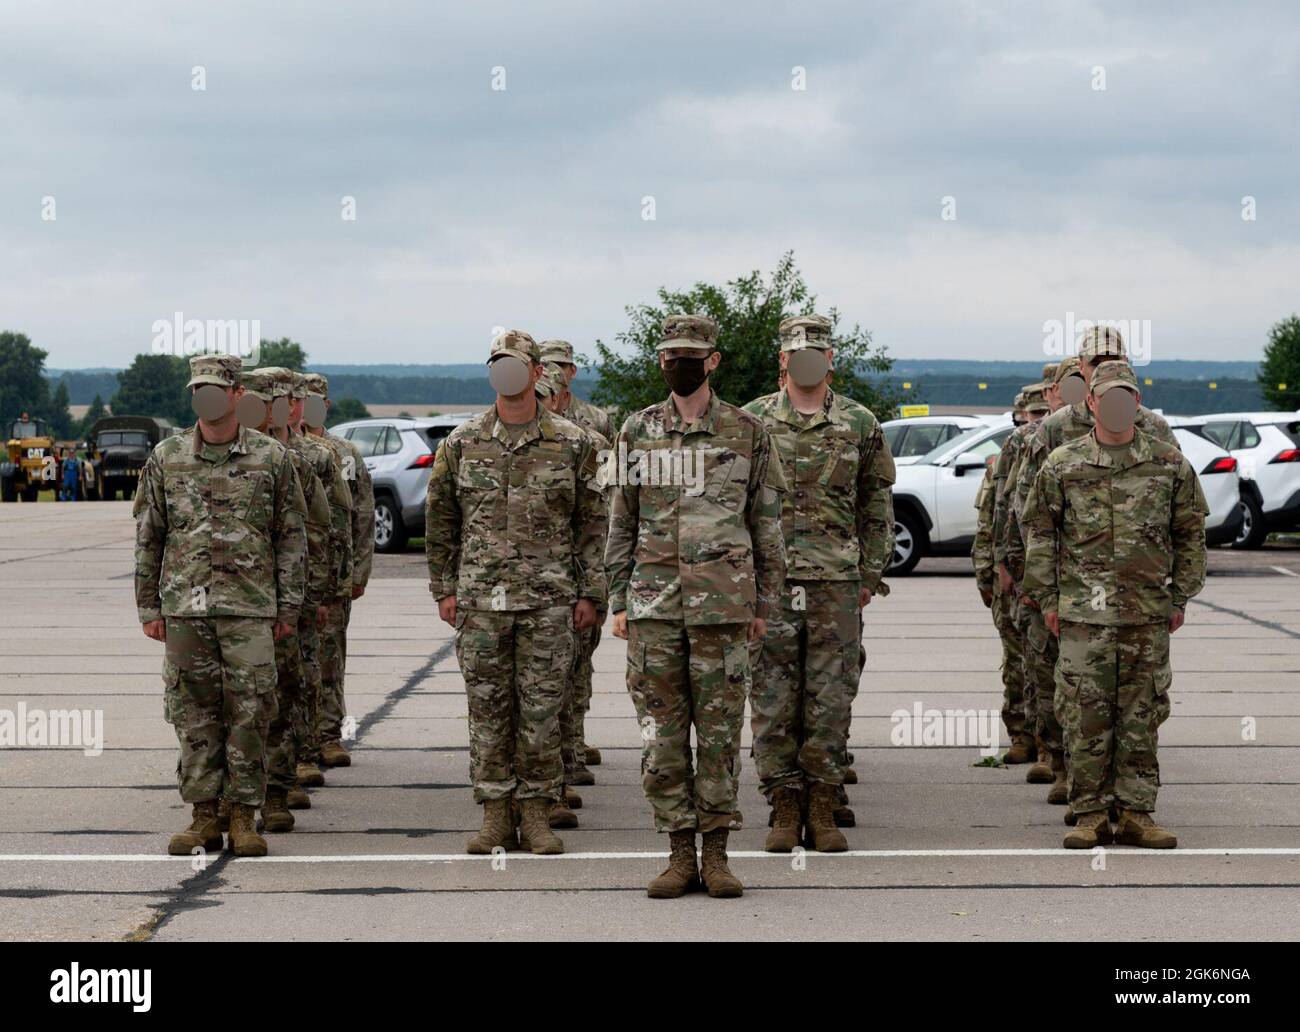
[1,414,59,502]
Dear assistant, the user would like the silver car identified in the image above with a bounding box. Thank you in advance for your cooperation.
[329,414,475,552]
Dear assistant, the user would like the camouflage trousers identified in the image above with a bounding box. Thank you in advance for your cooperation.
[991,587,1027,741]
[1055,620,1172,814]
[265,628,306,791]
[318,598,351,744]
[456,606,573,803]
[559,617,603,782]
[162,616,277,806]
[296,616,324,765]
[626,619,750,834]
[1024,603,1064,756]
[750,581,860,797]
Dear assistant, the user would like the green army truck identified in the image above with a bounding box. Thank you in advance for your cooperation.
[84,416,175,501]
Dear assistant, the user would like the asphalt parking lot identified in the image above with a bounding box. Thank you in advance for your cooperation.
[2,503,1298,941]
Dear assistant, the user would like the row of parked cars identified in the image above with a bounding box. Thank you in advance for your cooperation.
[329,408,1300,572]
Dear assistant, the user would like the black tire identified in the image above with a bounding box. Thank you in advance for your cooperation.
[1,475,16,503]
[1231,492,1268,550]
[373,494,409,553]
[100,481,116,502]
[21,484,39,502]
[888,508,926,575]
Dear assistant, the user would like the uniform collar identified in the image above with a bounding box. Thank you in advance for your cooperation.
[774,387,837,429]
[1086,428,1153,470]
[480,402,547,449]
[190,422,251,459]
[661,389,721,436]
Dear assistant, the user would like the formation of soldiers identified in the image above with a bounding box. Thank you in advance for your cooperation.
[973,326,1208,850]
[133,358,374,857]
[134,316,1207,892]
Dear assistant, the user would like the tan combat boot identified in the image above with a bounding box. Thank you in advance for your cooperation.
[518,797,564,854]
[807,782,849,852]
[1115,810,1177,849]
[296,761,325,788]
[647,830,700,899]
[833,783,855,827]
[563,785,583,810]
[286,784,311,809]
[167,800,223,855]
[466,798,518,854]
[320,740,352,768]
[568,767,595,787]
[217,798,231,831]
[842,767,859,785]
[584,745,602,766]
[548,798,579,829]
[764,786,802,853]
[261,788,294,833]
[1025,738,1053,784]
[1004,734,1035,764]
[1046,751,1068,805]
[1063,811,1112,849]
[700,828,743,898]
[228,803,268,857]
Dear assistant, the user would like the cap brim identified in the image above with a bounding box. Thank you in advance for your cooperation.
[1092,380,1139,397]
[489,350,537,366]
[243,389,274,402]
[656,339,715,353]
[187,375,232,389]
[781,341,832,353]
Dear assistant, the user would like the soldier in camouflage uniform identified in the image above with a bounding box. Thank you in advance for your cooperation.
[742,315,895,854]
[426,330,607,856]
[1008,329,1180,807]
[539,340,614,780]
[606,314,787,898]
[238,368,334,832]
[533,367,610,828]
[134,354,307,857]
[1022,361,1207,849]
[298,373,369,773]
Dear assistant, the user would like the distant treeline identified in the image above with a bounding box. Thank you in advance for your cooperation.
[883,376,1265,416]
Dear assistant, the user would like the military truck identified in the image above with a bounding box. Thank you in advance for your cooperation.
[1,414,59,502]
[84,416,175,501]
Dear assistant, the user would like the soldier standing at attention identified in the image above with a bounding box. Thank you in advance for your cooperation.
[539,340,613,781]
[606,314,787,898]
[298,373,368,772]
[134,354,306,857]
[742,315,895,853]
[1022,361,1207,849]
[426,330,607,855]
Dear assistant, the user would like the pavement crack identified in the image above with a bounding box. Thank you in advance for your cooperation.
[123,852,232,942]
[353,639,456,745]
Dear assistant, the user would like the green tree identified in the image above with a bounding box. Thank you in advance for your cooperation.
[589,253,902,425]
[256,337,309,371]
[1259,315,1300,410]
[327,398,371,427]
[79,394,107,435]
[0,331,52,423]
[49,381,75,439]
[111,354,192,425]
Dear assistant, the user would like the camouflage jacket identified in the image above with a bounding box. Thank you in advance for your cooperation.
[606,390,788,625]
[133,425,307,624]
[564,394,615,442]
[991,422,1032,566]
[1021,430,1208,625]
[1006,401,1178,581]
[971,463,997,593]
[295,429,354,603]
[285,437,332,610]
[742,388,895,591]
[425,405,607,610]
[321,432,376,591]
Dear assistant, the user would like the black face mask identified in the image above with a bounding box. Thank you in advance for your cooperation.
[661,357,708,396]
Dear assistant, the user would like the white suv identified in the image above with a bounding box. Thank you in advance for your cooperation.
[882,415,1007,466]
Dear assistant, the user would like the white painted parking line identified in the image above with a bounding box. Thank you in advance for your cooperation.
[1270,565,1297,577]
[3,848,1300,863]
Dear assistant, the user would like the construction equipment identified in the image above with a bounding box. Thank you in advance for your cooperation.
[1,415,58,502]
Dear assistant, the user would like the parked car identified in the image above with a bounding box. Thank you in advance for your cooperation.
[882,415,1010,466]
[888,423,1015,574]
[1170,412,1300,548]
[1170,427,1242,547]
[329,414,475,552]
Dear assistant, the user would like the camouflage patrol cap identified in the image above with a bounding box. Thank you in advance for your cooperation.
[1052,356,1083,384]
[1022,383,1050,414]
[187,353,241,389]
[657,314,719,353]
[489,329,541,365]
[240,368,276,401]
[1042,363,1058,382]
[1013,391,1028,414]
[1090,359,1139,397]
[256,367,302,399]
[539,339,575,365]
[1078,325,1126,361]
[779,315,833,352]
[535,366,568,399]
[302,372,329,397]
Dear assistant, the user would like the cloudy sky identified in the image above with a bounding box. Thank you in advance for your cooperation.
[3,1,1298,368]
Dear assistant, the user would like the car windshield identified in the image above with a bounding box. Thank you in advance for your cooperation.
[11,420,39,437]
[97,431,149,447]
[894,423,963,458]
[919,427,984,464]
